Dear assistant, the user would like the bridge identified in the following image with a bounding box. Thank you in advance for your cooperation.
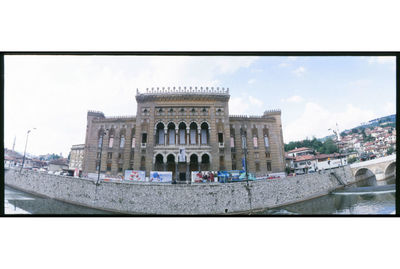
[350,154,396,181]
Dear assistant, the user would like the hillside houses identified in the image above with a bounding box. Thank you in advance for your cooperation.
[337,125,396,157]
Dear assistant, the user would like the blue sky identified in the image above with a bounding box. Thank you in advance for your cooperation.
[4,55,396,156]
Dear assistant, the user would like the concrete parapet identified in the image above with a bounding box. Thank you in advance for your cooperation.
[5,166,355,215]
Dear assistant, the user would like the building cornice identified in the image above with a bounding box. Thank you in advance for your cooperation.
[136,87,230,103]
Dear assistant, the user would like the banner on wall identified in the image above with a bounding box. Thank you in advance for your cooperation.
[74,168,79,177]
[150,171,173,183]
[191,171,217,183]
[178,148,186,162]
[124,170,146,182]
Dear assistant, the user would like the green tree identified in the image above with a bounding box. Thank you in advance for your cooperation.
[387,147,394,155]
[323,138,338,154]
[347,157,358,164]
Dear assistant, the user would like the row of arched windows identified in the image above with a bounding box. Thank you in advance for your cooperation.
[98,128,135,149]
[228,126,270,149]
[155,122,210,146]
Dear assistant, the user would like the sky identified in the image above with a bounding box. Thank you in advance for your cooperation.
[4,55,396,157]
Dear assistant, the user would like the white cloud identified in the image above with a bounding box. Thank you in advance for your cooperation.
[213,57,259,74]
[229,94,263,115]
[278,56,297,68]
[4,55,259,156]
[283,102,376,143]
[282,95,304,103]
[248,78,256,84]
[367,56,396,70]
[384,102,396,115]
[229,96,249,115]
[348,79,371,87]
[250,68,263,73]
[293,66,306,77]
[368,56,395,64]
[248,96,263,106]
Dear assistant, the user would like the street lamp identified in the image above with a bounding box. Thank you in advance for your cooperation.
[20,128,36,173]
[96,129,108,185]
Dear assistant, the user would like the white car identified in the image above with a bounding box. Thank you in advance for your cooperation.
[54,171,62,175]
[47,171,54,174]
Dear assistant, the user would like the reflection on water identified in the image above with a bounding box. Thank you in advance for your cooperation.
[5,186,116,215]
[259,176,396,215]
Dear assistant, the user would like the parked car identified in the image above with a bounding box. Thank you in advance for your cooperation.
[47,171,54,174]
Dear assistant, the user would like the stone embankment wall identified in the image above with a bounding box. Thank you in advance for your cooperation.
[5,166,355,215]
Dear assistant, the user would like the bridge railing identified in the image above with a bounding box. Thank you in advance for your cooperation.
[350,154,396,169]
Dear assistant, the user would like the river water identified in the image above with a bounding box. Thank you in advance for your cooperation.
[4,176,396,215]
[258,176,396,215]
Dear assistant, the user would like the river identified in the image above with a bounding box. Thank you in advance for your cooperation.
[4,176,396,215]
[258,176,396,215]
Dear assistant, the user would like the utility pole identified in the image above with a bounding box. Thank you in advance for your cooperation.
[12,135,16,151]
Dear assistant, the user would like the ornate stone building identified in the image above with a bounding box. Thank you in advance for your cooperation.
[82,87,285,181]
[69,144,85,172]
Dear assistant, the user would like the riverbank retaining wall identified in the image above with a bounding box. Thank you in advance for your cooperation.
[4,166,355,215]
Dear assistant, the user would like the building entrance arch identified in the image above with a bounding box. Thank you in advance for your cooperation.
[166,154,176,177]
[189,154,199,172]
[154,154,164,171]
[201,153,210,171]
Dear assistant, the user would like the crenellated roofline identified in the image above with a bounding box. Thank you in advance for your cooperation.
[135,86,230,102]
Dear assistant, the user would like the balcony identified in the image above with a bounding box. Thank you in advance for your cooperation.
[219,142,224,148]
[141,143,147,148]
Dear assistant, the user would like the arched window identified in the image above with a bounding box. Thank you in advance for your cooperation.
[178,122,186,145]
[201,122,209,145]
[264,136,269,148]
[253,137,258,148]
[230,136,235,148]
[168,122,175,145]
[263,127,269,148]
[120,135,125,148]
[155,154,164,171]
[156,122,165,145]
[98,129,105,148]
[119,129,126,148]
[201,154,210,171]
[108,129,115,148]
[252,127,258,148]
[189,122,197,145]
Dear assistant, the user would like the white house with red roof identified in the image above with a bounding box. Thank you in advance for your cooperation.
[287,147,314,158]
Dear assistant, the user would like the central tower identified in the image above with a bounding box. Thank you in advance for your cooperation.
[133,86,232,181]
